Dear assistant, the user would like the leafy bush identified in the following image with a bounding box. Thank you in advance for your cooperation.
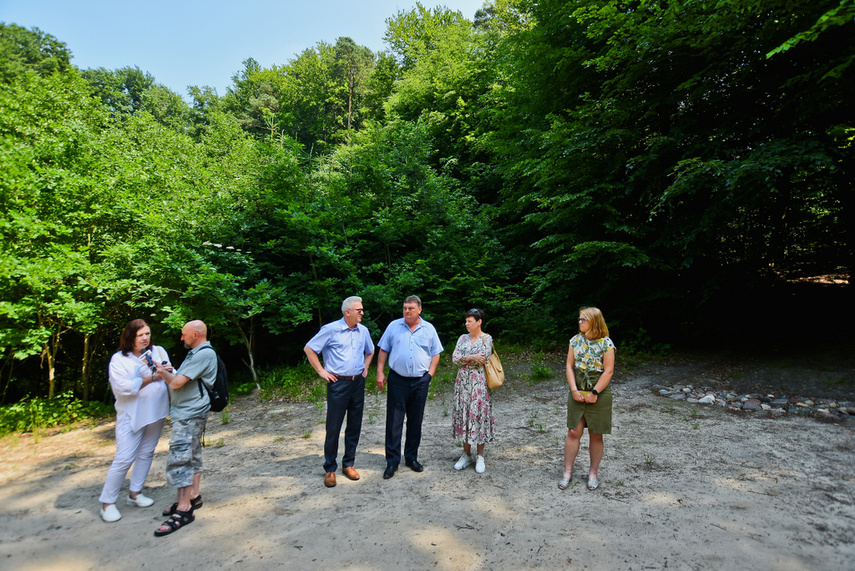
[619,327,671,358]
[0,392,112,436]
[254,363,326,401]
[530,362,554,381]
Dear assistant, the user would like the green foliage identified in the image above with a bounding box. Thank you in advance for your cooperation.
[530,362,553,382]
[619,328,671,359]
[253,363,326,402]
[485,0,854,338]
[384,2,470,71]
[222,38,377,149]
[0,23,72,81]
[767,0,855,79]
[0,392,111,435]
[1,2,852,406]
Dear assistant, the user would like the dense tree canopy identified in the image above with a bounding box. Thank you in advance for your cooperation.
[1,1,852,402]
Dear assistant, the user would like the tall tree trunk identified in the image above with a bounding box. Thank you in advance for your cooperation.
[43,339,57,399]
[347,75,354,131]
[308,252,324,328]
[41,321,66,399]
[81,332,92,402]
[1,352,14,404]
[838,154,855,290]
[233,316,258,385]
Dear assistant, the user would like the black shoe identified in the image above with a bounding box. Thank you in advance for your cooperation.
[405,459,424,472]
[383,464,398,479]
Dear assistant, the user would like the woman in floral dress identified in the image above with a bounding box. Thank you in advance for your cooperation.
[559,307,615,491]
[451,308,495,474]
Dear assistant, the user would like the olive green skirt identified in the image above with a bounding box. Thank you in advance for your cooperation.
[567,369,613,434]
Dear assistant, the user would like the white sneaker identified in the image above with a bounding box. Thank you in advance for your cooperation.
[100,504,122,522]
[475,455,486,474]
[454,454,472,471]
[126,493,154,507]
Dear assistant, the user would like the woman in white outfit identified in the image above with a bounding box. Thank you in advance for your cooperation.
[99,319,172,522]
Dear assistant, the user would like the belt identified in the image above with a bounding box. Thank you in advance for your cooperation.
[391,370,427,380]
[334,374,362,381]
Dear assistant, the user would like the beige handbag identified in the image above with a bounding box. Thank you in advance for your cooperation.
[485,349,504,389]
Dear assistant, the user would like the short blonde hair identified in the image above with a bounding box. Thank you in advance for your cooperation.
[579,307,609,339]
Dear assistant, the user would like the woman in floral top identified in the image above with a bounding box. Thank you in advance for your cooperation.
[451,308,495,474]
[559,307,615,491]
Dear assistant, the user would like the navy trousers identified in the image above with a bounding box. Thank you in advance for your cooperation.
[324,375,365,472]
[385,370,431,467]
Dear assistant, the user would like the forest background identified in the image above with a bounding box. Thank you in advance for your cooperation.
[1,0,853,409]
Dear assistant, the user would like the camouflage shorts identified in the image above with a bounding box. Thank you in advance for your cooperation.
[166,416,207,488]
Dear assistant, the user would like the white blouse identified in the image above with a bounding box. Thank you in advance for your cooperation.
[107,345,171,432]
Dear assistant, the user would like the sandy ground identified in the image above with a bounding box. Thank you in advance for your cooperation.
[1,355,854,571]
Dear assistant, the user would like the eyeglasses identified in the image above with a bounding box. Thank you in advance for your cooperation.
[351,308,365,314]
[578,317,587,323]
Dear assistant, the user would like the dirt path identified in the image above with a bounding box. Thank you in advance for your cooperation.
[1,355,854,570]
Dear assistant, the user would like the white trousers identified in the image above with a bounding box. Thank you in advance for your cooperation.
[99,416,165,504]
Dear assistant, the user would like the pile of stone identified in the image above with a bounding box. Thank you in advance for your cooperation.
[650,384,855,420]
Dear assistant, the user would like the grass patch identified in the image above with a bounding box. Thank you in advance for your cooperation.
[233,363,326,402]
[428,368,455,400]
[227,340,568,408]
[825,377,853,387]
[0,392,112,436]
[530,362,553,381]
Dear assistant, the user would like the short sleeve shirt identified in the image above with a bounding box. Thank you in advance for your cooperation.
[171,341,217,421]
[306,318,374,376]
[570,334,616,372]
[378,317,443,377]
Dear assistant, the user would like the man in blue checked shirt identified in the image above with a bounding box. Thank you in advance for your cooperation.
[305,296,375,488]
[375,295,443,479]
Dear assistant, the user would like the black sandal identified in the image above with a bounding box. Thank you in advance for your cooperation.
[162,494,202,516]
[154,509,195,537]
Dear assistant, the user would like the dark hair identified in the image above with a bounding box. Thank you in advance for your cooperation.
[119,319,151,356]
[465,308,485,322]
[403,295,422,308]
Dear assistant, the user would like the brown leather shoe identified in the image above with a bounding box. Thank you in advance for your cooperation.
[342,466,360,481]
[324,472,336,487]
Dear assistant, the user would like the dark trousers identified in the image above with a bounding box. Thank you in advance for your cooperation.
[385,370,431,467]
[324,375,365,472]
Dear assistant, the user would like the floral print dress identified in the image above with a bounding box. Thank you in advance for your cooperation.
[452,333,495,445]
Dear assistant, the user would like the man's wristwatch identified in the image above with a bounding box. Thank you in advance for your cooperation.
[591,389,599,396]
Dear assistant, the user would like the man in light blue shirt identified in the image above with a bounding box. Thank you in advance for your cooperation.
[305,296,374,488]
[376,295,443,479]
